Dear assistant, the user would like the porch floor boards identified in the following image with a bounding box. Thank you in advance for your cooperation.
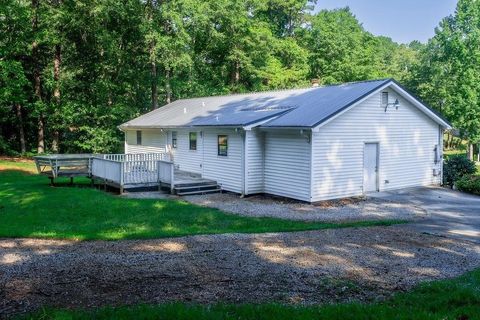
[172,170,217,186]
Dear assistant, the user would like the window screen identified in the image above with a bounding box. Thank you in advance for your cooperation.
[136,130,142,145]
[382,92,389,105]
[189,132,197,150]
[218,135,228,156]
[172,131,177,148]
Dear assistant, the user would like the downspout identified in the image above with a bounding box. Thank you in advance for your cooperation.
[439,125,444,185]
[309,129,313,203]
[241,128,247,197]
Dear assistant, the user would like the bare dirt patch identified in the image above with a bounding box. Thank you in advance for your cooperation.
[1,225,479,317]
[183,193,427,222]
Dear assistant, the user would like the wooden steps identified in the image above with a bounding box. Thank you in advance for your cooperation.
[174,181,222,196]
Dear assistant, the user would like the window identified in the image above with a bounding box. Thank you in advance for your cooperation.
[382,92,389,105]
[218,135,228,156]
[136,130,142,145]
[189,132,197,150]
[172,131,177,148]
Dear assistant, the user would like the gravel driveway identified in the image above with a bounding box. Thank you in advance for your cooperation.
[183,193,427,222]
[1,225,479,317]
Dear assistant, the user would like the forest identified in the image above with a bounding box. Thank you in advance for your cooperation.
[0,0,479,157]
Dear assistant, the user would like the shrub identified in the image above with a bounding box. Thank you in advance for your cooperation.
[456,175,480,195]
[443,155,476,187]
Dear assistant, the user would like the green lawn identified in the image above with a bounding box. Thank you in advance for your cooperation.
[0,160,399,240]
[21,268,480,320]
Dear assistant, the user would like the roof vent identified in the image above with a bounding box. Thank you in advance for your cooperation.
[183,107,187,114]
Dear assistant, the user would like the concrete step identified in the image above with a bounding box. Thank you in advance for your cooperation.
[174,181,218,188]
[174,183,219,191]
[176,188,222,196]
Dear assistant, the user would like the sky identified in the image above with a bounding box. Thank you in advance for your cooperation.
[314,0,458,44]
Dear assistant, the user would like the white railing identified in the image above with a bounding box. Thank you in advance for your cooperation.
[123,160,159,185]
[158,160,175,193]
[91,158,122,183]
[91,154,175,193]
[102,153,169,162]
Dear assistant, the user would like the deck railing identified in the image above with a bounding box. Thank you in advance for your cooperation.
[158,160,175,193]
[91,153,175,192]
[91,158,122,183]
[123,160,159,185]
[102,153,169,162]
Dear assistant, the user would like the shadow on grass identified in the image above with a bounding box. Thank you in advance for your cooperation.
[0,168,404,241]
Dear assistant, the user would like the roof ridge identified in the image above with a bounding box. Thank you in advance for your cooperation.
[175,78,393,102]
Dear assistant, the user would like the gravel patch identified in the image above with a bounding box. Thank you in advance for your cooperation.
[183,193,427,222]
[1,225,479,317]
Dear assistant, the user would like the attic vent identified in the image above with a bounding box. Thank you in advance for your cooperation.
[240,105,296,112]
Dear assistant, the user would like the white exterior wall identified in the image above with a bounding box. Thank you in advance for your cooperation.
[263,130,311,202]
[124,129,167,154]
[201,128,243,193]
[311,87,442,202]
[126,127,244,193]
[169,129,204,174]
[168,128,244,193]
[245,129,264,194]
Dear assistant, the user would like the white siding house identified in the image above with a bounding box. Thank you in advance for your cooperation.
[120,79,451,202]
[310,88,442,202]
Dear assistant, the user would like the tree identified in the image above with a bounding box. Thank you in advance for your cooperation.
[143,0,192,108]
[412,0,480,159]
[0,0,464,156]
[304,8,382,84]
[0,0,31,154]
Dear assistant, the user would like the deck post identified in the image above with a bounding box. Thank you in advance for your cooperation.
[170,163,174,194]
[49,177,55,186]
[120,162,124,194]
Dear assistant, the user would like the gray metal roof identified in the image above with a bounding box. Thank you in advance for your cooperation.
[120,79,397,129]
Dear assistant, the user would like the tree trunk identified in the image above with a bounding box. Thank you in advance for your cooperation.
[467,143,474,160]
[232,60,240,88]
[32,0,45,153]
[445,132,451,149]
[151,59,158,110]
[15,104,26,154]
[52,44,61,152]
[165,68,171,104]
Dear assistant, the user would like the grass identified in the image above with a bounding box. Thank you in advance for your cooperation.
[20,268,480,320]
[0,160,400,240]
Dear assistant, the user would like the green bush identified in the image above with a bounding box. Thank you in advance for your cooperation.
[456,175,480,195]
[443,155,476,187]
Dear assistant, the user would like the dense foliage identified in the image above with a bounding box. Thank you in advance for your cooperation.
[0,0,479,154]
[443,154,477,187]
[456,174,480,195]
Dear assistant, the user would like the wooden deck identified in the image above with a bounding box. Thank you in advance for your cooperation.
[34,153,221,195]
